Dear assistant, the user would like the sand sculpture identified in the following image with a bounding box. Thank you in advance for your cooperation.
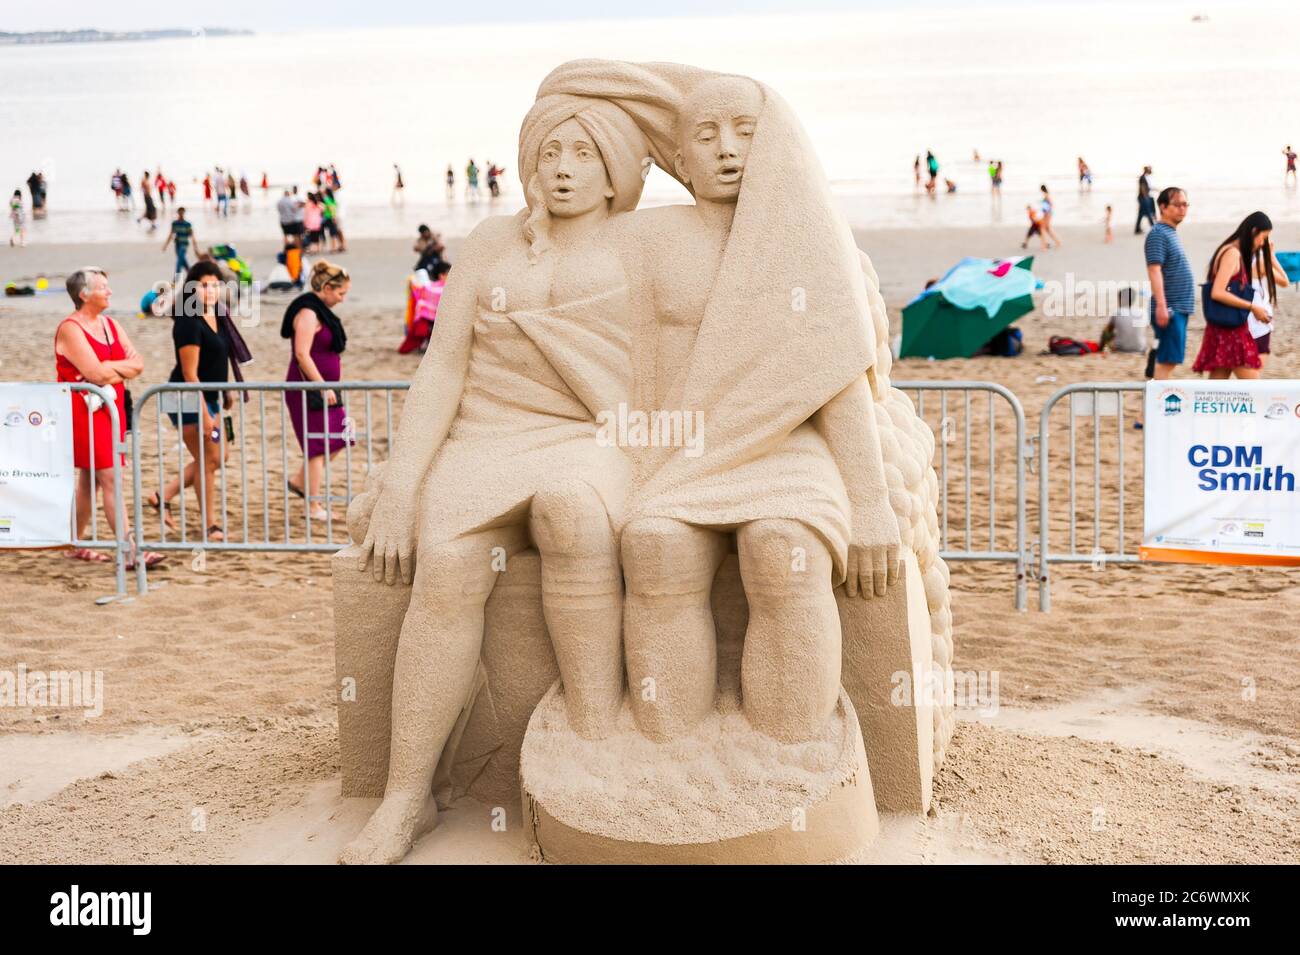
[333,60,954,864]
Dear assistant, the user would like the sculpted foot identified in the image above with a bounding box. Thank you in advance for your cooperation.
[339,790,438,865]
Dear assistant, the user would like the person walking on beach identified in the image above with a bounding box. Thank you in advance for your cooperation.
[154,261,235,542]
[137,172,158,232]
[914,154,922,190]
[261,172,269,192]
[9,190,26,247]
[55,267,162,568]
[202,173,213,208]
[1021,204,1047,250]
[1284,146,1298,187]
[1193,212,1277,380]
[1039,184,1062,248]
[1135,165,1155,234]
[322,188,346,253]
[925,150,938,195]
[154,169,167,209]
[167,179,176,205]
[214,168,229,217]
[1144,187,1194,386]
[238,173,250,199]
[162,207,197,276]
[1077,156,1093,191]
[110,170,124,210]
[1104,204,1113,243]
[120,171,134,212]
[277,187,303,248]
[486,162,503,198]
[282,261,353,523]
[1246,215,1289,368]
[303,193,324,253]
[465,158,480,201]
[226,172,238,212]
[27,171,47,219]
[392,164,405,205]
[445,164,455,201]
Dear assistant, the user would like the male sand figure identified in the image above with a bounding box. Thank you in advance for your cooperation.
[540,61,901,743]
[343,95,653,863]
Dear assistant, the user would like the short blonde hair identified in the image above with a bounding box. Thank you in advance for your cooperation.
[309,260,349,292]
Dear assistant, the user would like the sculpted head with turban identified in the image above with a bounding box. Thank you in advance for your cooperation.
[517,94,653,261]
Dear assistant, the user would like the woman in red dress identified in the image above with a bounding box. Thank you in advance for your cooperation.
[1193,212,1274,380]
[54,267,163,568]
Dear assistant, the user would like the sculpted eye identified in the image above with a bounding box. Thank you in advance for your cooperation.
[578,148,595,160]
[541,148,559,163]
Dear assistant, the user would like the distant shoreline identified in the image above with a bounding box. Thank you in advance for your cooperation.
[0,28,252,46]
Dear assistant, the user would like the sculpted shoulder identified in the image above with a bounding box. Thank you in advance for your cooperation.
[611,203,699,251]
[457,211,526,259]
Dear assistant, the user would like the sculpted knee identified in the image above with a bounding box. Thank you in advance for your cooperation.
[530,480,609,554]
[411,542,498,606]
[621,517,718,595]
[738,519,833,602]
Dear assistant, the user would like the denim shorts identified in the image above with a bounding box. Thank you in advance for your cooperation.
[1152,310,1188,365]
[167,396,220,428]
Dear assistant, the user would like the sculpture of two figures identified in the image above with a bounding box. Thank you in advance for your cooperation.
[338,60,953,864]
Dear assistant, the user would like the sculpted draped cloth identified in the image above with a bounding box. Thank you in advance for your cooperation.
[537,60,883,580]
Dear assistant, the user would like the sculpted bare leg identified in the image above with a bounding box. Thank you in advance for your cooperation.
[737,519,841,742]
[340,523,529,864]
[621,517,727,741]
[530,480,624,738]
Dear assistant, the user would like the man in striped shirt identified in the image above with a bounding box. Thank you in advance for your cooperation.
[1144,187,1193,384]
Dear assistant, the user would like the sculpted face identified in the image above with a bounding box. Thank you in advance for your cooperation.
[537,117,614,218]
[675,76,763,202]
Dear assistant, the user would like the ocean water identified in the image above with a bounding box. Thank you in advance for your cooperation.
[3,2,1300,244]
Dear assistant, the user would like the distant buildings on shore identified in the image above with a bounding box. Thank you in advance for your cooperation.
[0,28,253,46]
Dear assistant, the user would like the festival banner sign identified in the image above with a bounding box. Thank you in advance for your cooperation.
[1143,379,1300,565]
[0,383,75,547]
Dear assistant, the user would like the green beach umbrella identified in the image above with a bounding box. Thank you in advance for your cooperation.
[900,256,1038,360]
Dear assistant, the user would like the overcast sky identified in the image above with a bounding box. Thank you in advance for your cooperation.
[4,0,1199,33]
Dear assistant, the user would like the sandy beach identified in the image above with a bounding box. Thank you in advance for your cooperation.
[1,220,1298,864]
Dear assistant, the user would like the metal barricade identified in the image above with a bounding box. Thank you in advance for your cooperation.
[1036,382,1146,612]
[896,381,1029,610]
[70,382,130,602]
[130,381,409,594]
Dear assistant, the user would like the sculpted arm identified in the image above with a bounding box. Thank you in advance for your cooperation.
[814,374,901,598]
[359,219,501,585]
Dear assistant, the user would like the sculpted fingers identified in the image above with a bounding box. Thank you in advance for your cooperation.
[844,549,859,598]
[399,546,415,586]
[887,544,901,586]
[873,546,888,597]
[383,544,399,587]
[358,533,374,574]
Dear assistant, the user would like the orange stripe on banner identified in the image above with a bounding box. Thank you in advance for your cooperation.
[1140,546,1300,567]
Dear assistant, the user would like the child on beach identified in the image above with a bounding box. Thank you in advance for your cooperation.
[1021,204,1046,250]
[1104,205,1113,243]
[9,190,26,246]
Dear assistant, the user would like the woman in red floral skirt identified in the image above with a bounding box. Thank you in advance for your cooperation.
[1193,212,1276,380]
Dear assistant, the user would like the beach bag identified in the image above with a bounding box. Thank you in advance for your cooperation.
[1201,266,1253,329]
[1048,335,1100,356]
[986,327,1023,357]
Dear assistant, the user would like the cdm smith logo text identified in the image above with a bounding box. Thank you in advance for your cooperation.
[50,885,151,935]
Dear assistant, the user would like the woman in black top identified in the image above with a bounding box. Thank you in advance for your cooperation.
[150,261,233,541]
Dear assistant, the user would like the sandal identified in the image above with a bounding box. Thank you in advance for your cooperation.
[287,481,306,500]
[145,491,177,529]
[64,547,111,563]
[126,550,167,570]
[205,525,225,543]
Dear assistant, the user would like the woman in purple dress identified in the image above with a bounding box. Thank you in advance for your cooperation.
[282,260,352,521]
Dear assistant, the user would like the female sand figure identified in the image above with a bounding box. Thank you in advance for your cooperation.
[343,95,651,864]
[1194,211,1276,380]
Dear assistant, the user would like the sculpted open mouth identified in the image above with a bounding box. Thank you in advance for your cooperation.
[716,164,743,184]
[552,184,575,199]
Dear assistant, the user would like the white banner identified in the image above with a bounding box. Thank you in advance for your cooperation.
[0,383,76,547]
[1143,379,1300,565]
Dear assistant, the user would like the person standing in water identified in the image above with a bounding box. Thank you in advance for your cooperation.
[392,164,405,205]
[1135,165,1155,234]
[445,164,455,200]
[1284,146,1298,187]
[1039,184,1062,248]
[137,171,158,232]
[9,189,26,246]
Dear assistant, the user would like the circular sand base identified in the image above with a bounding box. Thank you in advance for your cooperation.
[520,687,879,864]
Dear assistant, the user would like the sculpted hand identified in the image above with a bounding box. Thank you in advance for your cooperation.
[359,485,418,586]
[844,503,902,599]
